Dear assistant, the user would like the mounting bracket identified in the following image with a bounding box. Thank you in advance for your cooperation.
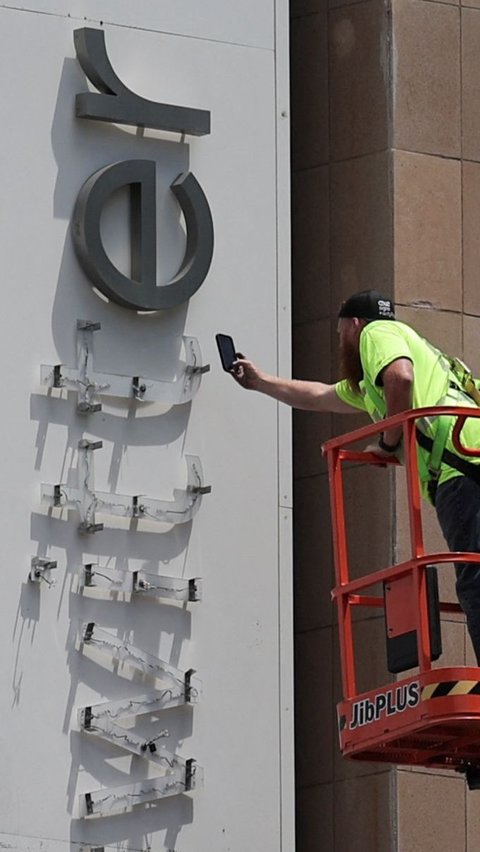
[41,321,209,412]
[79,707,190,774]
[81,760,202,816]
[79,622,202,701]
[77,627,202,817]
[41,442,211,532]
[79,563,202,602]
[77,688,193,729]
[29,557,57,586]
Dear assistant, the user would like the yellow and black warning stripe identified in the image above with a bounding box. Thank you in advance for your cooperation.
[422,680,480,701]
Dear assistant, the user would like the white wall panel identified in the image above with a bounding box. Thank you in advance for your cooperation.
[0,2,291,850]
[0,0,274,48]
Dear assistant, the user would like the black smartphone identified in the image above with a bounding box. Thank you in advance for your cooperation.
[216,334,237,372]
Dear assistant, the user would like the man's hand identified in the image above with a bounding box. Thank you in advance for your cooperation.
[231,355,264,391]
[363,442,395,461]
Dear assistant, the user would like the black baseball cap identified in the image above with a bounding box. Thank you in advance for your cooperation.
[338,289,395,321]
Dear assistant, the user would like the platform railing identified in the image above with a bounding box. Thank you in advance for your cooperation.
[322,406,480,701]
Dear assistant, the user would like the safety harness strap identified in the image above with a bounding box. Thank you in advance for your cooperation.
[361,374,386,417]
[425,413,452,480]
[415,428,480,485]
[361,372,480,496]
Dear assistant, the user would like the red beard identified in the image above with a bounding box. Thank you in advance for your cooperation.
[339,338,363,394]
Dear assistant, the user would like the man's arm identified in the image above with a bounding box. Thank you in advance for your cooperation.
[365,358,414,456]
[382,358,414,444]
[231,357,355,414]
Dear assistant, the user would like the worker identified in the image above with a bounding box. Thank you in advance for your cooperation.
[231,290,480,670]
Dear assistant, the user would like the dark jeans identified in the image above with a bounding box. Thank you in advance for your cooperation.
[436,475,480,665]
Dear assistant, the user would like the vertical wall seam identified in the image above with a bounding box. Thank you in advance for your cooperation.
[388,5,399,849]
[459,5,465,339]
[275,0,283,842]
[458,10,468,843]
[326,5,338,850]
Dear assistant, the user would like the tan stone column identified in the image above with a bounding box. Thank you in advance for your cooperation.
[292,0,480,848]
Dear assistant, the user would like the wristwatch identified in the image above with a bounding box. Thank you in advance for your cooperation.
[378,434,401,453]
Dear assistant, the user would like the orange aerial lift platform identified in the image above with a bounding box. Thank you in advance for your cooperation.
[322,406,480,776]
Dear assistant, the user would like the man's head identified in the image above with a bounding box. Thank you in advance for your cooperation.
[337,290,395,392]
